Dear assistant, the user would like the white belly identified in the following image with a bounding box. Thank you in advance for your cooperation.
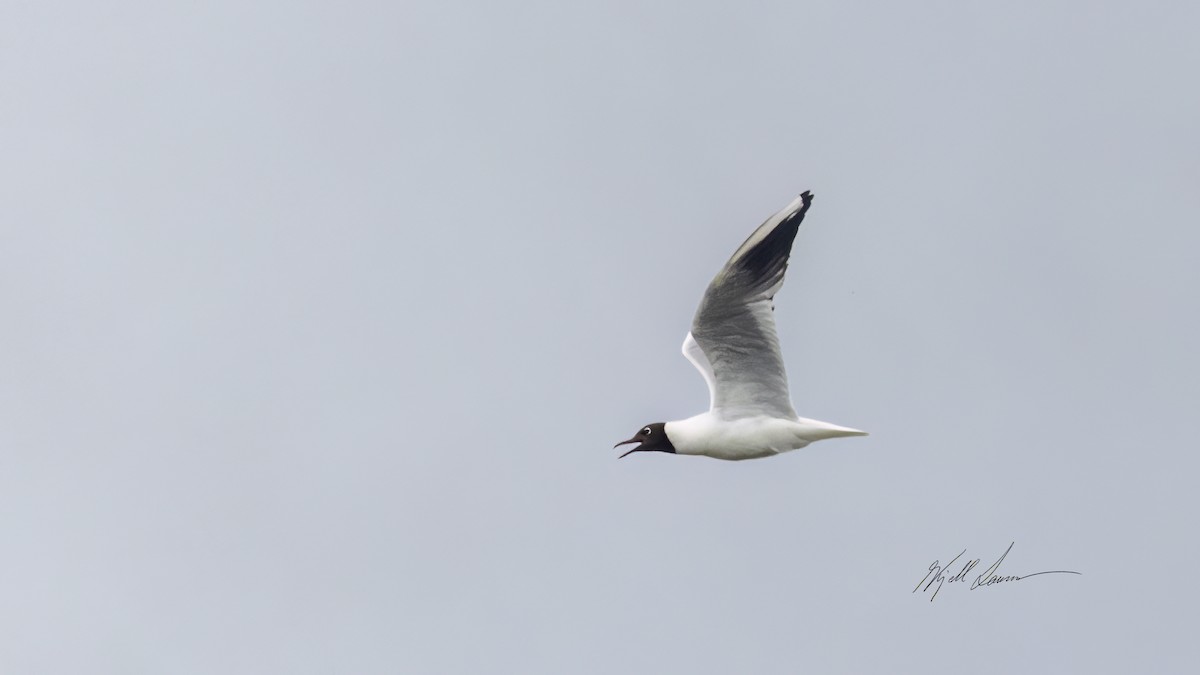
[663,414,807,460]
[664,413,867,461]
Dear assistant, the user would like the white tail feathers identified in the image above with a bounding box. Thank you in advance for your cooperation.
[794,418,869,441]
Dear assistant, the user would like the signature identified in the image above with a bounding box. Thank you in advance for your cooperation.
[914,542,1080,601]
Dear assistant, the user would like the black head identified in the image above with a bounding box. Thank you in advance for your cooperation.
[613,422,677,459]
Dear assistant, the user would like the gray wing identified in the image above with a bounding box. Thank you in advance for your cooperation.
[687,192,813,418]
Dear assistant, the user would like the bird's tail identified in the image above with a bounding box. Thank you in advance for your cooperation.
[795,417,869,441]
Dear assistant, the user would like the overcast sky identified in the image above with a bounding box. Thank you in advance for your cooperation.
[3,1,1199,673]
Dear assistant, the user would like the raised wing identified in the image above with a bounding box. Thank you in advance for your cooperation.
[685,192,813,418]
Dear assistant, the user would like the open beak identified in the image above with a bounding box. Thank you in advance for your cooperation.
[614,437,642,458]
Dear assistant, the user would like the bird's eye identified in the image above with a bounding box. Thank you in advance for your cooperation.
[643,427,652,435]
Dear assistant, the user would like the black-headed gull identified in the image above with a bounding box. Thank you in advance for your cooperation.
[615,192,866,460]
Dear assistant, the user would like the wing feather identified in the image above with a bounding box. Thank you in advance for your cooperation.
[682,332,717,410]
[686,192,813,418]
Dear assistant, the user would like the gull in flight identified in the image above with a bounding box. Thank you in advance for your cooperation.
[615,191,867,460]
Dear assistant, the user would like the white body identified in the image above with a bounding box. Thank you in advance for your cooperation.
[665,412,867,461]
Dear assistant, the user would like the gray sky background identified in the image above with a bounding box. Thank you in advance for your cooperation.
[3,1,1199,673]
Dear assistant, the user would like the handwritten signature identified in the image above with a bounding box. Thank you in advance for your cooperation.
[914,542,1080,601]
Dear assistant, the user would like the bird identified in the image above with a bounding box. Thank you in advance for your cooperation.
[615,191,867,461]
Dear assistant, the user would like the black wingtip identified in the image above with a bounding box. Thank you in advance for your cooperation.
[789,190,814,221]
